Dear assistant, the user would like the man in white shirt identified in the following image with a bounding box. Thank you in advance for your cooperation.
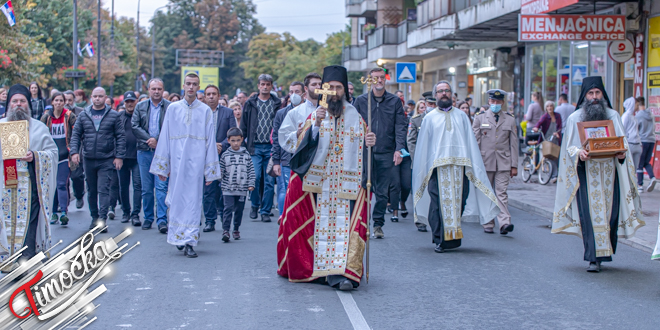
[554,93,575,130]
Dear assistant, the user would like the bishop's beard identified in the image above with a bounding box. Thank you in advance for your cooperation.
[580,97,608,122]
[327,97,343,118]
[7,106,30,122]
[437,98,452,110]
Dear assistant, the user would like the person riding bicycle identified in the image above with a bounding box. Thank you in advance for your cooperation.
[531,100,562,183]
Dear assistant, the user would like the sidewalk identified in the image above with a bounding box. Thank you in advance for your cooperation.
[508,174,659,254]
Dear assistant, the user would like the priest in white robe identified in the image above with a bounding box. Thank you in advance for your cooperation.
[278,73,322,154]
[150,73,221,258]
[552,76,644,272]
[0,85,58,270]
[412,81,500,253]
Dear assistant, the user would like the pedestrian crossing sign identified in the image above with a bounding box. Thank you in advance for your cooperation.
[396,62,417,83]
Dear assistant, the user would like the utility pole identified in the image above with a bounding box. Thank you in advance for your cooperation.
[110,0,115,97]
[151,5,168,80]
[136,0,140,91]
[97,0,101,87]
[73,0,78,90]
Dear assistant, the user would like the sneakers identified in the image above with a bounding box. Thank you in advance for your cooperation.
[120,214,130,223]
[50,213,59,225]
[261,214,271,222]
[587,261,601,273]
[222,230,230,243]
[107,210,115,220]
[373,226,384,239]
[646,177,657,193]
[59,214,69,226]
[233,230,241,240]
[250,207,258,219]
[158,223,168,234]
[76,198,84,209]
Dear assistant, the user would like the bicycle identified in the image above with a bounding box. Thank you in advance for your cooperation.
[521,131,554,185]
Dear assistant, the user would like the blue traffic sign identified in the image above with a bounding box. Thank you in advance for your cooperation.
[396,62,417,83]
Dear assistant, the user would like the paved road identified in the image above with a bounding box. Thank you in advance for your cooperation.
[38,198,660,329]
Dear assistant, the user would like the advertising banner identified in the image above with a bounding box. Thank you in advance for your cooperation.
[181,66,219,91]
[521,0,578,15]
[519,15,626,41]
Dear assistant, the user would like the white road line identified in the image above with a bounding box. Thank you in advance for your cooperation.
[336,291,370,330]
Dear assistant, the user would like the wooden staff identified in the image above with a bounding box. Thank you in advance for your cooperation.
[359,75,377,283]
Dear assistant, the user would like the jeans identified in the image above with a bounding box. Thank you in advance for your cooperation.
[52,162,70,214]
[222,195,246,231]
[70,158,85,200]
[84,157,114,220]
[638,142,656,186]
[276,166,291,216]
[118,158,142,218]
[203,179,223,225]
[250,143,275,215]
[137,150,168,226]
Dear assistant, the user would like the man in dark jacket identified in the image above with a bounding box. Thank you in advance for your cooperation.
[271,81,303,218]
[118,91,142,227]
[70,87,126,232]
[354,67,407,239]
[63,90,86,208]
[202,85,236,232]
[239,74,282,222]
[131,78,171,232]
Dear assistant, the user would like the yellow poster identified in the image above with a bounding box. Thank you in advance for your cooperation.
[649,16,660,68]
[181,66,219,90]
[649,72,660,88]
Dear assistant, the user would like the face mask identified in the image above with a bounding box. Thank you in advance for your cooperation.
[490,104,502,113]
[290,93,302,106]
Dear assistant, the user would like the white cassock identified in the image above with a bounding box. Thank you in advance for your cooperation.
[150,99,221,247]
[412,108,500,235]
[278,100,317,154]
[0,118,57,262]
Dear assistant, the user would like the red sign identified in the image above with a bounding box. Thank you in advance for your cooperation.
[521,0,578,15]
[519,15,626,41]
[634,34,644,98]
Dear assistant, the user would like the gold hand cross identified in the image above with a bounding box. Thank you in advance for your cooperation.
[315,83,336,108]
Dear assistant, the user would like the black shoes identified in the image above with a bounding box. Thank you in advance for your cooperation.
[416,223,428,232]
[222,230,230,243]
[500,224,514,235]
[261,214,271,222]
[107,210,115,220]
[203,223,216,232]
[184,245,197,258]
[131,216,142,227]
[141,221,152,230]
[434,244,445,253]
[587,262,601,273]
[338,279,354,291]
[158,223,168,234]
[76,198,84,209]
[176,245,185,251]
[250,207,258,219]
[121,215,130,223]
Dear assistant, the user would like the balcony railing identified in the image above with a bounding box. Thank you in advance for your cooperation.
[416,0,487,26]
[346,0,364,4]
[367,26,398,50]
[342,44,367,62]
[397,21,417,44]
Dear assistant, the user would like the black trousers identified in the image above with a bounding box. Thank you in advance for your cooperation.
[390,156,412,211]
[576,160,620,263]
[427,168,469,249]
[70,158,85,200]
[203,180,223,225]
[84,158,114,220]
[372,152,397,227]
[637,142,655,186]
[222,195,246,231]
[108,168,119,209]
[23,162,41,259]
[118,158,142,218]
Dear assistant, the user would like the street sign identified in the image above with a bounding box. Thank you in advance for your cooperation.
[64,71,86,78]
[176,49,224,67]
[395,62,416,83]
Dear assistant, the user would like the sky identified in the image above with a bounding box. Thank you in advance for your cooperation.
[109,0,349,42]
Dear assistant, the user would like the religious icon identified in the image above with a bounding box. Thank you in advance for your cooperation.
[577,120,626,159]
[0,120,29,160]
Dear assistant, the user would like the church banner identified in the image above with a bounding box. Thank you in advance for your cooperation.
[519,15,626,41]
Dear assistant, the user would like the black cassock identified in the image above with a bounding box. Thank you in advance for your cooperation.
[427,168,470,250]
[575,159,624,262]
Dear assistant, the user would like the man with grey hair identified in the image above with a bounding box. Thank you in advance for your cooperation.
[412,80,500,253]
[131,77,172,233]
[240,73,281,222]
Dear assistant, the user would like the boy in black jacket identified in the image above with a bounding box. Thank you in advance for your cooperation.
[219,128,255,242]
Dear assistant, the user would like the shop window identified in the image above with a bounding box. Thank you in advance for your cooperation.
[544,43,558,103]
[531,45,544,94]
[571,42,588,106]
[590,41,607,86]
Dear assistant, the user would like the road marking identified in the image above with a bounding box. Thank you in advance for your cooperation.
[336,291,370,330]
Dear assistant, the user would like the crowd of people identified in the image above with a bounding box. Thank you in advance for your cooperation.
[1,65,658,291]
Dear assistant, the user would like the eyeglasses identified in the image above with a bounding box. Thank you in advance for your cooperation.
[436,89,451,94]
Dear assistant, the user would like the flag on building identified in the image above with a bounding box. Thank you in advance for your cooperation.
[77,40,83,57]
[1,1,16,27]
[85,41,94,57]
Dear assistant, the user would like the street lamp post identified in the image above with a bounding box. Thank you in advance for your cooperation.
[136,0,140,91]
[110,0,115,97]
[73,0,78,90]
[97,0,101,87]
[151,5,168,80]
